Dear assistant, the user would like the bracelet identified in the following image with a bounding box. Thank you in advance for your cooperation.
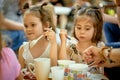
[100,46,115,63]
[99,47,107,64]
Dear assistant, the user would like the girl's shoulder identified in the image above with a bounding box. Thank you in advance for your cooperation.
[18,42,29,56]
[19,42,29,50]
[22,41,29,46]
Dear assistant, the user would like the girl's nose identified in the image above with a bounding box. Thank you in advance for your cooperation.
[80,29,85,33]
[26,27,32,31]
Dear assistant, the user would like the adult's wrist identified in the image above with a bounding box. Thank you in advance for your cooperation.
[102,46,115,63]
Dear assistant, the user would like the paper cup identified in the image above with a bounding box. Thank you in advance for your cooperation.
[58,60,75,67]
[58,60,76,77]
[51,66,65,80]
[68,63,88,80]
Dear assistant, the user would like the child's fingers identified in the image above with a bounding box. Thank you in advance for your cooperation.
[44,27,52,32]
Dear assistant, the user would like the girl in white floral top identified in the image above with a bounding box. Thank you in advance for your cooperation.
[59,6,104,74]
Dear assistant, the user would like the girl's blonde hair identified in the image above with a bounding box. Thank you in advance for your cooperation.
[24,3,56,32]
[73,6,103,43]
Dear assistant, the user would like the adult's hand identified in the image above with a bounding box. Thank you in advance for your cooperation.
[82,46,105,66]
[21,68,36,80]
[19,0,32,13]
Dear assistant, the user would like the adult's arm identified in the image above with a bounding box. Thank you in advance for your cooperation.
[100,48,120,67]
[2,19,24,30]
[114,0,120,27]
[102,0,120,27]
[103,13,118,25]
[108,48,120,63]
[83,46,120,68]
[116,7,120,27]
[0,12,24,30]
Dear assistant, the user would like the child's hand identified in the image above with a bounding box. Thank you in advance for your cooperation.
[59,29,67,42]
[44,28,56,44]
[21,68,36,80]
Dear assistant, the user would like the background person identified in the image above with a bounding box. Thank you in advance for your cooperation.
[0,0,27,54]
[0,32,21,80]
[102,0,120,48]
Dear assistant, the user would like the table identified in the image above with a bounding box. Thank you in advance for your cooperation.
[87,73,109,80]
[48,73,109,80]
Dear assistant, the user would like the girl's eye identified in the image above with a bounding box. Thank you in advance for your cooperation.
[31,23,36,27]
[76,26,81,30]
[24,24,28,28]
[85,28,90,30]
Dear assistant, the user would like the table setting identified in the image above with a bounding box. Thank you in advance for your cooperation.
[56,60,109,80]
[21,58,109,80]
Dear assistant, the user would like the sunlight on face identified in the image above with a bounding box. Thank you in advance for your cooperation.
[24,13,43,41]
[75,16,94,42]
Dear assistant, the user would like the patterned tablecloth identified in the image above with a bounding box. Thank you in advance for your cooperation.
[87,73,109,80]
[63,73,109,80]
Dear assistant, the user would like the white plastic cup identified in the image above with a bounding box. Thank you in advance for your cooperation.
[57,60,76,78]
[57,60,75,68]
[51,66,65,80]
[68,63,88,80]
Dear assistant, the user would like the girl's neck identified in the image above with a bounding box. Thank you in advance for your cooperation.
[33,36,49,49]
[29,35,48,48]
[77,41,96,52]
[29,36,49,58]
[38,36,48,44]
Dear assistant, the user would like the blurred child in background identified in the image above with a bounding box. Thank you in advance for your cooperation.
[0,32,21,80]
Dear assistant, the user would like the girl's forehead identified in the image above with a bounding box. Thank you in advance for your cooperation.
[24,13,41,24]
[24,12,37,17]
[24,13,33,18]
[76,15,93,23]
[24,10,40,17]
[24,13,40,20]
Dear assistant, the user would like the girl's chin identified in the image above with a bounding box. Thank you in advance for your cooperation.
[79,38,86,41]
[27,38,34,41]
[79,39,88,42]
